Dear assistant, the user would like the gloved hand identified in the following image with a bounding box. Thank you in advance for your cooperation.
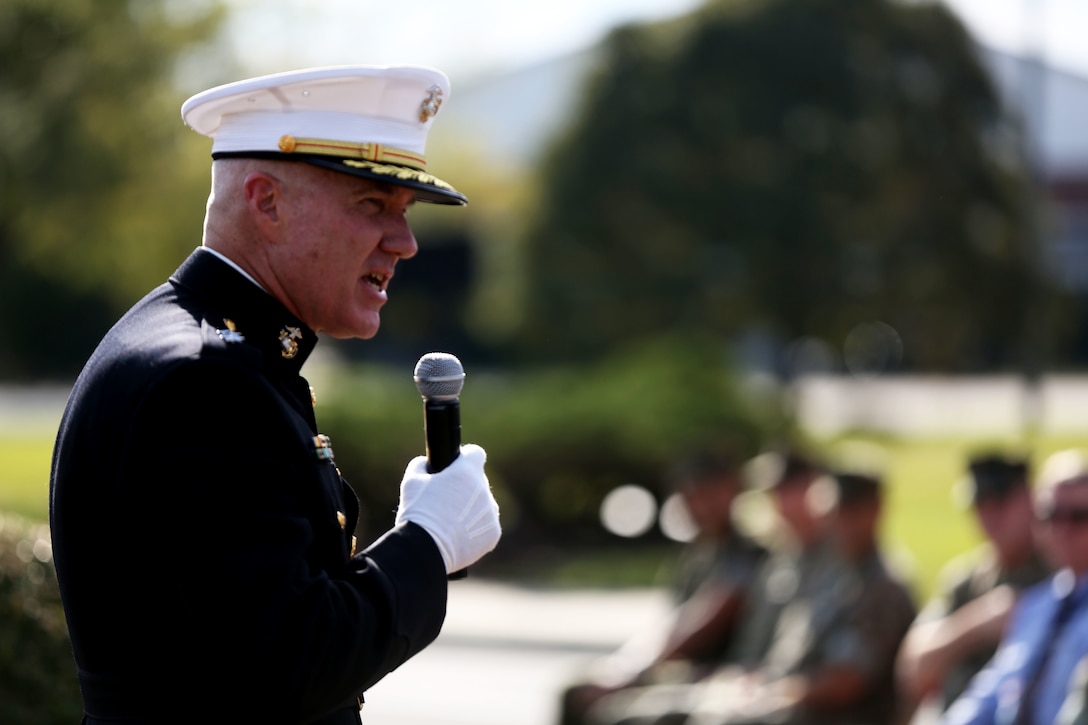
[395,443,501,574]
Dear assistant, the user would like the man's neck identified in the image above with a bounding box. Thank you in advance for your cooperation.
[996,544,1035,571]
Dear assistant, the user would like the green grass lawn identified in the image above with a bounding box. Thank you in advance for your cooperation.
[4,431,1074,602]
[881,438,988,601]
[855,433,1088,601]
[0,436,54,522]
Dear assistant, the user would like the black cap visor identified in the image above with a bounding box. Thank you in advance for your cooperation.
[212,151,467,206]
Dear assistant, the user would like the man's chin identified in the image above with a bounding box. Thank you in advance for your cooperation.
[330,328,379,341]
[323,318,380,341]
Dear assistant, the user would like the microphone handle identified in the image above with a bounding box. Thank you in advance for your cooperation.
[423,398,460,473]
[423,398,468,580]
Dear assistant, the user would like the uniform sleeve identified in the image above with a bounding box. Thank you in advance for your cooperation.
[121,358,447,721]
[811,570,916,677]
[866,582,916,669]
[717,541,767,591]
[916,564,975,624]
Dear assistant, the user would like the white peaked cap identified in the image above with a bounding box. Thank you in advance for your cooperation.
[181,65,465,205]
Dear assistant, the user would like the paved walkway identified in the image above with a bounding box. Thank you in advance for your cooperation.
[438,578,671,651]
[360,579,944,725]
[363,579,671,725]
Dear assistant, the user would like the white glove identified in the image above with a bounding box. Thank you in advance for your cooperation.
[395,443,501,573]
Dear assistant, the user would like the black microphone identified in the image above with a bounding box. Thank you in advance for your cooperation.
[413,352,468,579]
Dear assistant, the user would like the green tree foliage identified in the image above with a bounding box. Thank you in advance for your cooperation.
[521,0,1052,372]
[0,0,227,379]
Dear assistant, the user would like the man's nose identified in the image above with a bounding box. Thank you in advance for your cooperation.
[384,217,418,260]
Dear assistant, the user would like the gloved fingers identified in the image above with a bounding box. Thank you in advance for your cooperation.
[394,442,500,572]
[458,443,487,466]
[403,455,430,478]
[428,443,488,488]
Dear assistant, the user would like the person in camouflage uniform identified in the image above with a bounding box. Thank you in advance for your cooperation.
[558,448,767,725]
[680,471,917,725]
[584,457,917,725]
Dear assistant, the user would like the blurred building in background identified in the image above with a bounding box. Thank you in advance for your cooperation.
[982,48,1088,293]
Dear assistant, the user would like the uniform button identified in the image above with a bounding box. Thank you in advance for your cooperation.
[337,511,347,528]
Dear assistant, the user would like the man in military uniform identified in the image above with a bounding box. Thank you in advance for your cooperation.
[722,452,833,671]
[896,453,1050,716]
[49,66,501,724]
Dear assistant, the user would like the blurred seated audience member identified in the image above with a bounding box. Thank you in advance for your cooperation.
[944,449,1088,725]
[583,459,917,725]
[716,451,832,671]
[689,470,917,725]
[897,453,1050,716]
[557,448,767,725]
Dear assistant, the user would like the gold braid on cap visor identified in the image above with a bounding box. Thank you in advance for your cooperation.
[277,134,427,170]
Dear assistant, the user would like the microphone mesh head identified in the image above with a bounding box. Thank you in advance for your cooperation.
[414,352,465,400]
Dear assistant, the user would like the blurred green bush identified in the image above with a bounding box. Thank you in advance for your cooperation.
[317,336,784,572]
[0,512,82,724]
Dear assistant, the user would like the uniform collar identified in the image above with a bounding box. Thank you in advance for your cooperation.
[200,246,266,291]
[170,247,319,374]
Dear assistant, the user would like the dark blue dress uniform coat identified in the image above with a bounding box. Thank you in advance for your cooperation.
[49,248,447,724]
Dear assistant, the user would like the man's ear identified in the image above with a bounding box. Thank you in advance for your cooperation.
[243,171,282,238]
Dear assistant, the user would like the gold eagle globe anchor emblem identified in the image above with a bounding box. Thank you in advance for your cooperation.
[279,326,303,359]
[419,85,444,123]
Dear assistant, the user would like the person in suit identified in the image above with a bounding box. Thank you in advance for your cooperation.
[49,65,501,724]
[944,449,1088,725]
[896,453,1050,717]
